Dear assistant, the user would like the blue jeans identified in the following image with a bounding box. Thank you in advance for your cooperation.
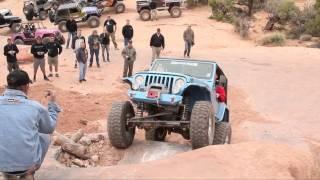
[79,62,87,80]
[89,48,100,66]
[66,32,76,48]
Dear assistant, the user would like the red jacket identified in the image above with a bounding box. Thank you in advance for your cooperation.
[216,85,226,102]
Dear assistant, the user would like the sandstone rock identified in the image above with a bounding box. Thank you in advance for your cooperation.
[79,136,92,146]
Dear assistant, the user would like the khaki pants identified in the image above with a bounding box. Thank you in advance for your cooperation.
[109,32,118,49]
[123,60,134,77]
[151,46,162,64]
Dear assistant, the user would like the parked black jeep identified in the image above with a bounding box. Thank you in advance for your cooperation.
[0,9,22,33]
[49,2,102,32]
[23,0,59,21]
[136,0,183,21]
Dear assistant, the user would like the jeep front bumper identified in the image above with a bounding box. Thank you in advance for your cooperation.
[128,90,183,106]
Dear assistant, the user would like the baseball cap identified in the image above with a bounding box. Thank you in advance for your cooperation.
[7,70,32,88]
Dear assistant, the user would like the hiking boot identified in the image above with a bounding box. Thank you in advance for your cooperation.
[48,74,53,77]
[44,76,50,81]
[89,64,92,68]
[97,64,100,68]
[55,74,59,77]
[82,79,87,81]
[33,76,36,82]
[74,64,77,69]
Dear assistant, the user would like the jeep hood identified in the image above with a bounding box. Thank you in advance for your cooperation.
[82,6,98,14]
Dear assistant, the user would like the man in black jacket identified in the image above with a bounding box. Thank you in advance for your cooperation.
[104,16,118,50]
[122,19,134,46]
[100,29,110,62]
[150,28,165,64]
[72,30,86,68]
[31,37,49,82]
[3,37,19,73]
[46,37,63,77]
[66,17,77,49]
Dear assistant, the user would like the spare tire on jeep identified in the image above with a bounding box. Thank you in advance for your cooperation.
[87,16,100,28]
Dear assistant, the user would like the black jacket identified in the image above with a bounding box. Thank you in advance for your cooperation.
[31,43,47,59]
[72,36,86,50]
[104,19,117,33]
[122,25,134,39]
[4,44,19,63]
[150,33,165,48]
[46,42,62,57]
[66,20,77,33]
[99,33,110,45]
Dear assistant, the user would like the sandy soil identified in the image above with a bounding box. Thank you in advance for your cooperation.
[0,0,320,179]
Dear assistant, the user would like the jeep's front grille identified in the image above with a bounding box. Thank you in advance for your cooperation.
[145,75,174,93]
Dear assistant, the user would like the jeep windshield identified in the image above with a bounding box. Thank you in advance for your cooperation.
[151,59,214,80]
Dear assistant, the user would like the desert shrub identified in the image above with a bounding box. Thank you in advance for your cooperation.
[234,17,250,38]
[260,33,286,46]
[299,34,313,41]
[209,0,235,22]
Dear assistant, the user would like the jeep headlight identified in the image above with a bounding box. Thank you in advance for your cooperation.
[172,78,185,94]
[132,75,144,90]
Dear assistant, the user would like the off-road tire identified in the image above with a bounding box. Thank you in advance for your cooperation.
[140,9,151,21]
[25,4,34,21]
[115,3,125,13]
[213,122,232,145]
[42,37,51,45]
[190,101,215,149]
[10,23,22,33]
[145,128,167,141]
[58,21,67,32]
[170,6,182,18]
[14,38,24,45]
[107,101,135,149]
[87,16,100,28]
[39,11,47,20]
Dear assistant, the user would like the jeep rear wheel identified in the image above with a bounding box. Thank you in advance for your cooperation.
[39,11,47,20]
[190,101,215,149]
[58,21,67,32]
[11,23,22,33]
[115,3,125,13]
[107,101,135,149]
[170,6,182,18]
[213,122,232,145]
[145,128,167,141]
[87,16,100,28]
[140,9,151,21]
[14,39,24,45]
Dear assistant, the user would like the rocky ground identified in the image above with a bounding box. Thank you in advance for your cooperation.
[1,0,320,179]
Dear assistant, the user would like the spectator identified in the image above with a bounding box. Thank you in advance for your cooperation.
[100,29,110,62]
[121,40,136,77]
[150,1,157,21]
[76,42,88,83]
[72,30,86,68]
[0,70,60,180]
[104,16,118,50]
[150,28,165,63]
[88,30,100,68]
[3,37,19,73]
[46,36,62,77]
[183,25,195,58]
[31,37,48,82]
[65,17,77,49]
[122,19,134,46]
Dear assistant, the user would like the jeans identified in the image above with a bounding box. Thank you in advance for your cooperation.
[101,44,110,62]
[79,62,87,80]
[184,41,192,57]
[66,32,76,48]
[124,38,131,46]
[89,48,100,66]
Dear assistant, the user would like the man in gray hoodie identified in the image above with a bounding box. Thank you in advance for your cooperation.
[183,25,195,58]
[121,40,136,77]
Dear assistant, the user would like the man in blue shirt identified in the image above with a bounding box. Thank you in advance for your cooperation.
[0,70,60,179]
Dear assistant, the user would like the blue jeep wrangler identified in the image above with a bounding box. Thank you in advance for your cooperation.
[107,58,231,149]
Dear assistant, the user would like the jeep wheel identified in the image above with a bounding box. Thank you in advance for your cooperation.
[39,11,47,20]
[115,3,125,13]
[140,9,151,21]
[145,128,167,141]
[170,6,182,18]
[24,4,34,21]
[14,39,24,45]
[58,21,67,32]
[107,101,135,149]
[42,37,51,45]
[11,23,22,33]
[190,101,215,149]
[213,122,232,145]
[87,16,100,28]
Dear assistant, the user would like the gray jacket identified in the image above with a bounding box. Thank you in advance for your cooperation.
[0,89,60,172]
[121,47,136,63]
[183,29,195,43]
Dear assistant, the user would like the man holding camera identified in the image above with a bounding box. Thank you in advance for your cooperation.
[0,70,60,180]
[121,40,136,78]
[3,37,19,73]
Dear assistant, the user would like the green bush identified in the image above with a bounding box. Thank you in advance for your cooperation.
[299,34,312,41]
[265,0,299,24]
[209,0,235,22]
[234,17,250,38]
[260,33,286,46]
